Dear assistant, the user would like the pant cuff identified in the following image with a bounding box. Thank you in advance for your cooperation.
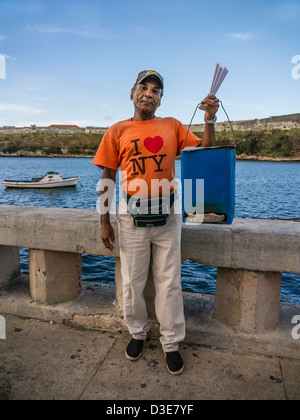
[162,343,179,353]
[132,333,148,341]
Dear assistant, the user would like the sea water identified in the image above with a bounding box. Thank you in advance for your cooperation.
[0,157,299,304]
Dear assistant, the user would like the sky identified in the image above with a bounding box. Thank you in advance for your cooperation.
[0,0,299,127]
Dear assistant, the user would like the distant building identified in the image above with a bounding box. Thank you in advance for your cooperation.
[48,124,80,129]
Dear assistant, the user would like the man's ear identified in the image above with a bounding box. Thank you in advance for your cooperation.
[130,87,135,101]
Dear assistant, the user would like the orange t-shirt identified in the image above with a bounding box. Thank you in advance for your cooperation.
[92,117,201,197]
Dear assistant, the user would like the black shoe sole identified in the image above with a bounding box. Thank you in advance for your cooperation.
[164,353,184,375]
[125,349,142,361]
[166,363,184,375]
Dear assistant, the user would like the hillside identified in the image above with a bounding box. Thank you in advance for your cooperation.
[193,128,300,160]
[0,132,102,157]
[0,126,300,160]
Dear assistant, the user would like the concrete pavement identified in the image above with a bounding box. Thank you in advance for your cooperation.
[1,314,299,401]
[0,276,300,400]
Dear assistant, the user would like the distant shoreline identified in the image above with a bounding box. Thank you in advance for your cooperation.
[1,153,300,162]
[236,154,300,162]
[1,124,300,160]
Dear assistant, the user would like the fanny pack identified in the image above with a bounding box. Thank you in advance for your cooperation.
[125,192,175,227]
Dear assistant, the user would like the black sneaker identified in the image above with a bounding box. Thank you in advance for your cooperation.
[165,351,184,375]
[125,338,144,361]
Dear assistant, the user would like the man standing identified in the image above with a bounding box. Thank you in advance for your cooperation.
[93,70,218,375]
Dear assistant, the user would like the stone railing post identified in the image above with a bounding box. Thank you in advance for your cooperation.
[29,249,82,304]
[214,268,282,333]
[0,245,20,288]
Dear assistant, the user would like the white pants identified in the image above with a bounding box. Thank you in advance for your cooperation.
[117,197,185,352]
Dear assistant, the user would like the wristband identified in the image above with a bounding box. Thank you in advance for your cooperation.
[205,116,217,124]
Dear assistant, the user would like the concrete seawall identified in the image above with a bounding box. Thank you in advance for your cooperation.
[1,205,300,399]
[0,205,300,349]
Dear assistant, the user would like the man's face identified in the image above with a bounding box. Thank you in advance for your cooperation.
[130,77,162,118]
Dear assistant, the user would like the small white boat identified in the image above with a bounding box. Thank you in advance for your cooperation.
[3,172,80,189]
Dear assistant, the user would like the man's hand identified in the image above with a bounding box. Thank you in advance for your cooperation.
[101,218,115,251]
[199,94,219,121]
[199,95,219,147]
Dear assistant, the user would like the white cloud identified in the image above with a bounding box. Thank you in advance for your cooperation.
[228,32,256,41]
[26,24,110,39]
[0,104,45,114]
[23,86,44,92]
[0,35,6,41]
[26,24,70,34]
[16,119,105,127]
[77,29,109,39]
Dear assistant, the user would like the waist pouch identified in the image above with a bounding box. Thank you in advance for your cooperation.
[125,192,175,227]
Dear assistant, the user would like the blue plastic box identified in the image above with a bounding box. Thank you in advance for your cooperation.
[181,145,236,224]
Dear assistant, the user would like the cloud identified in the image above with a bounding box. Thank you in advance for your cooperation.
[0,35,6,41]
[16,119,105,127]
[228,32,256,41]
[26,24,70,34]
[23,86,45,92]
[0,104,45,114]
[75,27,110,39]
[26,24,110,39]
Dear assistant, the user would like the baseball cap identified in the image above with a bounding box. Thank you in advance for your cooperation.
[134,70,164,93]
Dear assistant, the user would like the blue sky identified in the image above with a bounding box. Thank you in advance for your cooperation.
[0,0,299,127]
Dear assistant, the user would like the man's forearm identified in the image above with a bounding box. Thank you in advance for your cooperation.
[99,167,117,251]
[99,167,117,218]
[202,122,216,147]
[101,212,111,224]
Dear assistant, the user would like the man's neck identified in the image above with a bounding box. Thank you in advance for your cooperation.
[131,111,156,121]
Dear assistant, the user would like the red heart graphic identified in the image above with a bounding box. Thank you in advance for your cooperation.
[144,136,164,154]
